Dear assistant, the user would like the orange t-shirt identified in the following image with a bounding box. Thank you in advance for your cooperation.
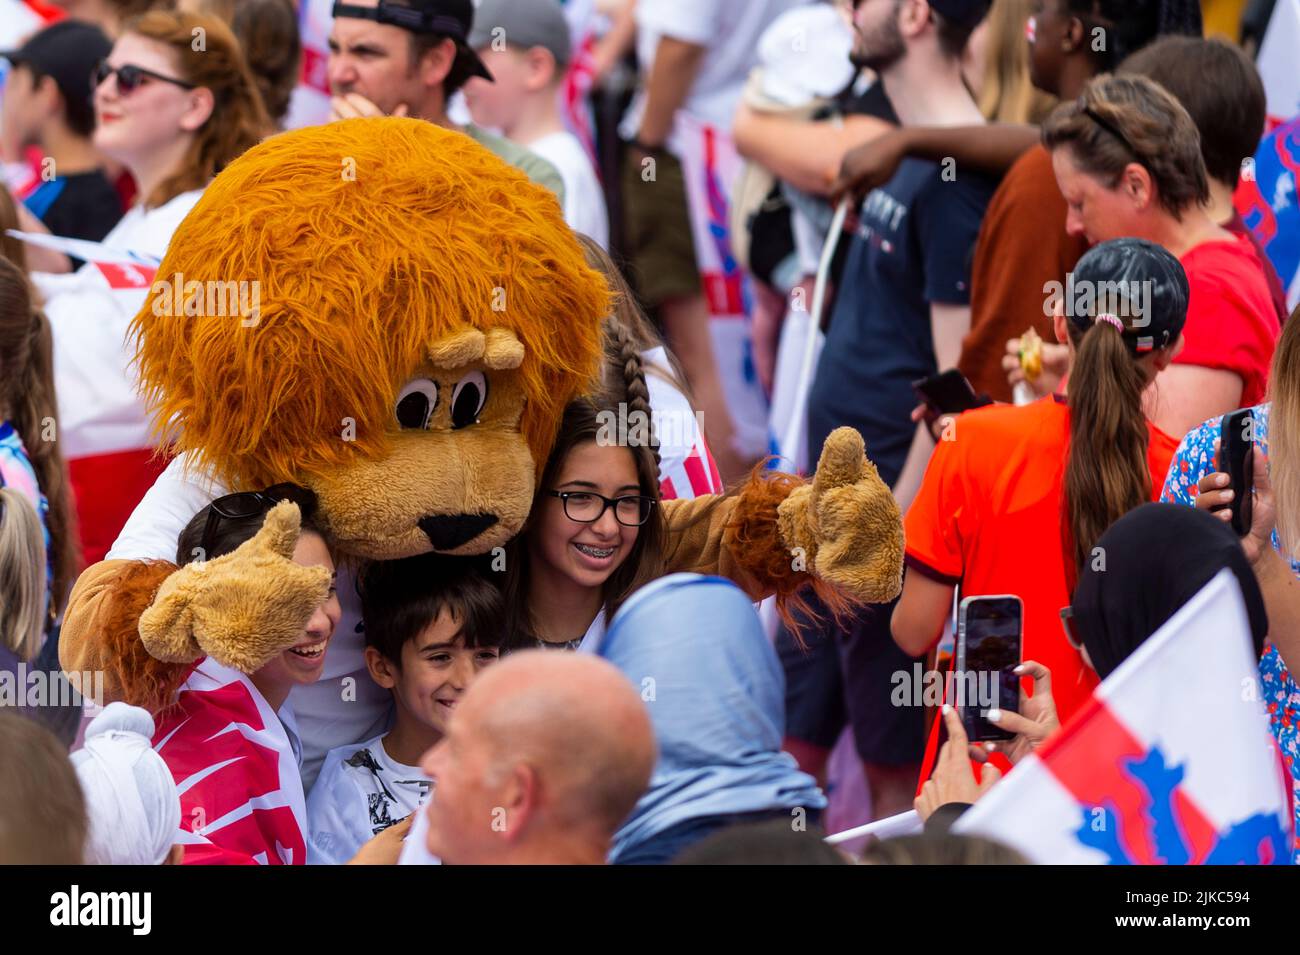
[959,145,1089,403]
[904,396,1178,777]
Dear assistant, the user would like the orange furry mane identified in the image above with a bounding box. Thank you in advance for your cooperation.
[131,118,609,490]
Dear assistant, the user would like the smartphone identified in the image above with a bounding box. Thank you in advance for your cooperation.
[1218,409,1256,538]
[912,369,990,418]
[955,595,1023,742]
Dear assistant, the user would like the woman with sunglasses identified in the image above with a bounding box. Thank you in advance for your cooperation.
[29,10,268,566]
[1037,73,1279,441]
[501,322,666,650]
[894,238,1188,787]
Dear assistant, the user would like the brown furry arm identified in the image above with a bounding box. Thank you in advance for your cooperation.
[60,559,189,713]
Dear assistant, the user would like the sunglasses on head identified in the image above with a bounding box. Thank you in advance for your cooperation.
[93,60,197,95]
[198,483,318,561]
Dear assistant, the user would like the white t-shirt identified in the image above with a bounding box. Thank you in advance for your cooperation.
[620,0,809,153]
[306,734,431,865]
[527,130,609,249]
[35,190,204,459]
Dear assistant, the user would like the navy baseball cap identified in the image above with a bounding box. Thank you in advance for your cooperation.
[330,0,493,80]
[928,0,992,28]
[1067,237,1189,354]
[0,20,112,135]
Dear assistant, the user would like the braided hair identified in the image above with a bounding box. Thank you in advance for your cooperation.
[604,319,660,471]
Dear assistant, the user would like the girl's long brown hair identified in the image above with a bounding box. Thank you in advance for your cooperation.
[1266,305,1300,556]
[125,10,271,208]
[0,258,79,615]
[976,0,1057,124]
[1063,318,1152,581]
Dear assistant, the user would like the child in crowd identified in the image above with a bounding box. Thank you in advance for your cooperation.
[117,489,339,864]
[503,325,666,650]
[463,0,609,247]
[307,554,506,865]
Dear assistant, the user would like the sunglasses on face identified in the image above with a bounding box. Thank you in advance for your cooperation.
[93,60,197,95]
[546,489,656,528]
[198,483,318,561]
[1059,605,1084,651]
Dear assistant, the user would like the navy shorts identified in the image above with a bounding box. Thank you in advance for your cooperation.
[778,595,927,767]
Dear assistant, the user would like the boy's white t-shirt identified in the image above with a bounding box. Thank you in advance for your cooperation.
[619,0,809,154]
[306,734,431,865]
[527,130,609,249]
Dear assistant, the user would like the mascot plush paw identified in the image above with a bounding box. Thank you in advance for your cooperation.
[138,502,331,673]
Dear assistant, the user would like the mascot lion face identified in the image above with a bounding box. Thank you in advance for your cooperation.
[133,118,608,560]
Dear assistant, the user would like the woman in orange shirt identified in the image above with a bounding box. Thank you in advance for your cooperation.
[893,237,1189,779]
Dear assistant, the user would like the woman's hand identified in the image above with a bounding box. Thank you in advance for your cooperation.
[1196,439,1277,567]
[914,705,1002,821]
[979,660,1060,765]
[346,813,413,865]
[1002,338,1067,396]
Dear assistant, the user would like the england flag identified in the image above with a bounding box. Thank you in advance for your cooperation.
[955,569,1293,865]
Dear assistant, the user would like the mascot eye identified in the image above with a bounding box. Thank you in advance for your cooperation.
[395,379,438,430]
[451,371,488,429]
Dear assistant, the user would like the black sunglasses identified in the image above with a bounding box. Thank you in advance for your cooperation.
[198,483,318,561]
[1059,605,1084,651]
[546,489,656,528]
[93,60,197,95]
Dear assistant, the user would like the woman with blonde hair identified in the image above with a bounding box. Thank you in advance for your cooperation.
[972,0,1056,125]
[28,9,270,566]
[0,488,47,665]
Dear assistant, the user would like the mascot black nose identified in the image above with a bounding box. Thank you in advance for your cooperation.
[418,513,498,551]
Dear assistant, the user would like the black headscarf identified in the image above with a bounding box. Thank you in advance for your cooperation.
[1072,503,1268,679]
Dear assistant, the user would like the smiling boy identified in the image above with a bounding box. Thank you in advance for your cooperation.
[306,553,506,865]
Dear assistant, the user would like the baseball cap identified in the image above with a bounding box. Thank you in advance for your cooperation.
[1067,237,1189,353]
[0,20,112,135]
[330,0,492,80]
[466,0,571,67]
[927,0,992,28]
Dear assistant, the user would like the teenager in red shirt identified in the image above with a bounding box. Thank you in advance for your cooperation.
[894,238,1190,783]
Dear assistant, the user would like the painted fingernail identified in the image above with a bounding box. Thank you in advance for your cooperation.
[1013,664,1025,674]
[1216,473,1228,486]
[1222,490,1234,501]
[941,704,952,715]
[983,741,995,751]
[987,709,1003,722]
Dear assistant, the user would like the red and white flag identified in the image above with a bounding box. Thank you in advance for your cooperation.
[955,569,1293,864]
[154,658,309,866]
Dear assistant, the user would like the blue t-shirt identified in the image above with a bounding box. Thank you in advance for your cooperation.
[807,158,995,484]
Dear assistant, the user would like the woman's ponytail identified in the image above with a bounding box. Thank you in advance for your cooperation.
[606,319,660,470]
[1064,318,1151,580]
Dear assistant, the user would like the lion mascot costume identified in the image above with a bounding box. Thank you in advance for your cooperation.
[59,118,903,789]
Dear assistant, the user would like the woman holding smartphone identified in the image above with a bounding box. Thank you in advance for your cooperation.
[893,238,1188,781]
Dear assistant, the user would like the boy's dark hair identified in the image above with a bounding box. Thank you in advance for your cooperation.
[1119,37,1266,187]
[359,553,507,664]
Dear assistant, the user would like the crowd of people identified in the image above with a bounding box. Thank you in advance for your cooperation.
[0,0,1296,868]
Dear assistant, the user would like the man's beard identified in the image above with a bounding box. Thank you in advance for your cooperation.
[848,19,906,73]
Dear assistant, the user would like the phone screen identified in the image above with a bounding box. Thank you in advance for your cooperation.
[958,596,1022,742]
[912,369,983,417]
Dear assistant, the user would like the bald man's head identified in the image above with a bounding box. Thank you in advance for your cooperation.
[421,651,656,864]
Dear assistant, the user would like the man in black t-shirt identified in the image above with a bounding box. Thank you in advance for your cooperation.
[2,21,123,247]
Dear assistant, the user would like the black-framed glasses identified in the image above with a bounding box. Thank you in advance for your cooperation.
[546,490,656,527]
[93,60,197,95]
[1059,605,1084,651]
[198,483,317,560]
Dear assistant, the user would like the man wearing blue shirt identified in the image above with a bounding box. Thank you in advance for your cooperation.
[792,0,996,821]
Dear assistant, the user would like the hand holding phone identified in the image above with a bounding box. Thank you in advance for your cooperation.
[955,595,1023,742]
[1217,409,1256,538]
[911,369,991,421]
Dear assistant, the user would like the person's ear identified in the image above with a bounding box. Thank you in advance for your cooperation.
[524,45,557,91]
[900,0,929,39]
[1053,304,1069,345]
[498,763,538,845]
[1121,162,1153,210]
[178,85,215,133]
[1062,12,1086,51]
[364,646,398,689]
[34,73,63,112]
[418,36,457,90]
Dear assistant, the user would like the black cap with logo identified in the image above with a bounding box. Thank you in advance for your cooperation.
[330,0,493,80]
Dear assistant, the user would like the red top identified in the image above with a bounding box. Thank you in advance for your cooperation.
[1225,211,1290,326]
[905,397,1178,784]
[1174,236,1281,407]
